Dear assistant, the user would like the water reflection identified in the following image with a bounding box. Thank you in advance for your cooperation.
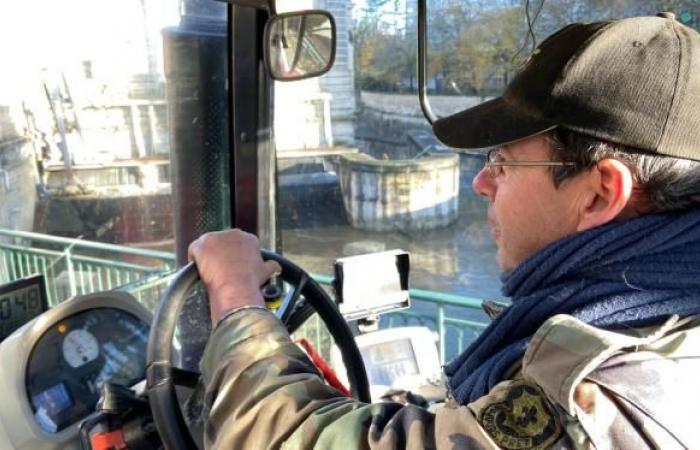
[281,159,504,302]
[281,156,504,359]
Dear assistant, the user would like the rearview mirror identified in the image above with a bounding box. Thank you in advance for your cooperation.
[264,10,336,81]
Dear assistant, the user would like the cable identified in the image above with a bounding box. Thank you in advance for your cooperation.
[511,0,547,64]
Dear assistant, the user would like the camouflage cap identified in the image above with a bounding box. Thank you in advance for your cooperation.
[433,13,700,162]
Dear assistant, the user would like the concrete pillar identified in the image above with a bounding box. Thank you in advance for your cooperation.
[338,153,460,231]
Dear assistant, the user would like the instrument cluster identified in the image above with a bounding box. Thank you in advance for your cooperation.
[25,308,149,433]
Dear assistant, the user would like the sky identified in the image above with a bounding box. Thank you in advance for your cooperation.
[0,0,180,106]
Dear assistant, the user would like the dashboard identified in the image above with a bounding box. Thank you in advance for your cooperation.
[26,308,149,433]
[0,291,152,450]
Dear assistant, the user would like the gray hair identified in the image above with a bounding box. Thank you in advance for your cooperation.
[547,128,700,214]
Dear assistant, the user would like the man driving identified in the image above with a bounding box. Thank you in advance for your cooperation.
[189,13,700,449]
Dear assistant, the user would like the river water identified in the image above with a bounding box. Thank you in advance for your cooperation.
[280,156,506,359]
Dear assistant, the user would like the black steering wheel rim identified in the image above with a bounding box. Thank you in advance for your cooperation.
[145,251,370,450]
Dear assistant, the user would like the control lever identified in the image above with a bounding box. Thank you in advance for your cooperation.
[79,383,161,450]
[263,275,302,323]
[262,277,284,310]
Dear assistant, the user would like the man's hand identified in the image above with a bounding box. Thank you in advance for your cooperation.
[188,229,282,325]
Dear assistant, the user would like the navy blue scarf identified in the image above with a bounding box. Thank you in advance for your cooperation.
[445,208,700,405]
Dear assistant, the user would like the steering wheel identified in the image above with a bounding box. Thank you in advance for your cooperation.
[145,250,371,450]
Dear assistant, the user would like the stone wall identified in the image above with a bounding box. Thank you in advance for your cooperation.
[0,139,38,233]
[45,161,169,191]
[0,106,21,143]
[338,153,460,231]
[356,105,431,159]
[355,92,490,159]
[79,101,170,161]
[355,92,487,185]
[319,0,356,146]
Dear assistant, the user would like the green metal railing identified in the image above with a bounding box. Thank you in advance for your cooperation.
[309,274,488,362]
[0,229,175,306]
[0,229,489,362]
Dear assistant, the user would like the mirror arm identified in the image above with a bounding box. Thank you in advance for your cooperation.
[418,0,437,124]
[267,0,276,15]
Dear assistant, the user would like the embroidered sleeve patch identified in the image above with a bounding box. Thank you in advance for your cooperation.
[478,381,562,450]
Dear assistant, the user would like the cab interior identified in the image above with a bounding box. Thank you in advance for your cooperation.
[0,0,692,448]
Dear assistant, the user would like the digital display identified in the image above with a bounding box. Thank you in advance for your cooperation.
[0,275,48,341]
[360,338,419,387]
[32,382,73,419]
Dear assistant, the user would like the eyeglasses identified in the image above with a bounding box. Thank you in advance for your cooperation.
[484,148,576,177]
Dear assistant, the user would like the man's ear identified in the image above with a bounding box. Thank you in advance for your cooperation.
[577,159,634,231]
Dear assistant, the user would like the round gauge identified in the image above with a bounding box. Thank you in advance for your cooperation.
[62,329,100,368]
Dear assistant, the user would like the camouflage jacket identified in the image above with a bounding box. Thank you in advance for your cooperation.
[200,308,700,449]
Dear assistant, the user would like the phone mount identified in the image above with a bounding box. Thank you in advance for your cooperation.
[333,250,410,322]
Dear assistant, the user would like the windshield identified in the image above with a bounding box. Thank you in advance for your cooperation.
[274,0,699,361]
[0,0,229,307]
[424,1,697,117]
[1,0,697,363]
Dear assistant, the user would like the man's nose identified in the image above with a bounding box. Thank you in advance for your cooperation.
[472,166,495,200]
